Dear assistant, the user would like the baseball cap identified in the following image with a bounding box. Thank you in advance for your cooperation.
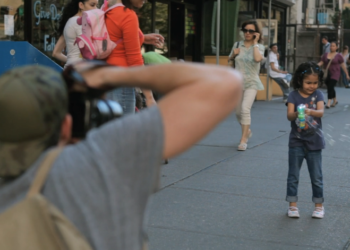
[0,65,67,178]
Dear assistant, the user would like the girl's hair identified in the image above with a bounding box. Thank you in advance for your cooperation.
[343,45,349,51]
[291,61,323,90]
[58,0,89,36]
[241,20,263,43]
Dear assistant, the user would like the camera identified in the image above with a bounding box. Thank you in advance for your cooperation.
[62,67,123,139]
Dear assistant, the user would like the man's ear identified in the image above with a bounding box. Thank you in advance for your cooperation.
[58,114,72,146]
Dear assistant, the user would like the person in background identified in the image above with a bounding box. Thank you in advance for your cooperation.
[105,0,164,114]
[318,42,349,108]
[268,43,292,102]
[340,46,350,88]
[228,20,265,151]
[52,0,98,67]
[321,36,330,55]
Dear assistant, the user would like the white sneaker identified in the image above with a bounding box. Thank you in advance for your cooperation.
[287,206,300,218]
[312,206,325,219]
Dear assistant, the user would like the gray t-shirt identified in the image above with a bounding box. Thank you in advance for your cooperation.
[0,106,164,250]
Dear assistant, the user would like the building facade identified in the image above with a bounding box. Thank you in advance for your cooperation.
[0,0,295,66]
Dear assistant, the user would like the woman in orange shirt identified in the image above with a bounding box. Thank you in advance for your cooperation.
[105,0,164,114]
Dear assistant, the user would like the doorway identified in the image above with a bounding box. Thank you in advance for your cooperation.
[169,2,185,60]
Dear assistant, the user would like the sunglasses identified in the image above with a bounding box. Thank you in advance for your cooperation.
[241,28,256,34]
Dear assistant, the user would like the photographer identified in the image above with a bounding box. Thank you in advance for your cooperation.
[0,62,242,249]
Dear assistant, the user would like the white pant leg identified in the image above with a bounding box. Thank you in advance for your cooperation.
[235,88,258,125]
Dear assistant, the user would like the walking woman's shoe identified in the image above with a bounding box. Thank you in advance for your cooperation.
[312,206,325,219]
[325,105,330,109]
[330,101,338,107]
[287,206,300,218]
[237,143,247,151]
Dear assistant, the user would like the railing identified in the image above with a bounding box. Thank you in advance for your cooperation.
[306,8,336,25]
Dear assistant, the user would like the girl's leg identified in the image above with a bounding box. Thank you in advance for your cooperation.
[238,89,257,145]
[305,149,324,204]
[287,147,305,203]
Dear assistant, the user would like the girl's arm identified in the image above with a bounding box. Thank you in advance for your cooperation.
[305,101,324,118]
[287,102,298,121]
[52,35,67,63]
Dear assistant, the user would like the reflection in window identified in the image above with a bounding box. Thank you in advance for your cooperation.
[239,0,248,11]
[154,2,168,56]
[276,10,281,24]
[185,8,195,61]
[202,0,237,55]
[139,2,152,35]
[0,0,25,41]
[32,0,65,58]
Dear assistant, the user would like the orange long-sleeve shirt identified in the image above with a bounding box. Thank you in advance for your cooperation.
[105,7,144,67]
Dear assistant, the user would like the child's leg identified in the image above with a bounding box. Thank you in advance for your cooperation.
[305,149,324,205]
[286,147,305,205]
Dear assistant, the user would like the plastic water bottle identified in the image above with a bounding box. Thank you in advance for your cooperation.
[297,104,306,129]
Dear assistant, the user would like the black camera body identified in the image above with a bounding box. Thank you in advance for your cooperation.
[68,88,123,139]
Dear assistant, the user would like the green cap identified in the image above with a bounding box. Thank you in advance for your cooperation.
[0,65,67,178]
[143,51,171,65]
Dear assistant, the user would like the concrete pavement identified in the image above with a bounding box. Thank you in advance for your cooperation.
[145,87,350,250]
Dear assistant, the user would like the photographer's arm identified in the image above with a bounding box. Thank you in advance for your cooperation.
[80,63,243,159]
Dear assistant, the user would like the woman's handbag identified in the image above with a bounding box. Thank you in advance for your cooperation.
[323,54,335,79]
[228,42,240,68]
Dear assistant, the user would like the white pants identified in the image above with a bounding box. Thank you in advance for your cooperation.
[236,89,258,125]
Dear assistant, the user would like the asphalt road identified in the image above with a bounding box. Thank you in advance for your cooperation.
[146,87,350,250]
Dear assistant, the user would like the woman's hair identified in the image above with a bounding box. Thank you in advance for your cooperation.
[58,0,89,36]
[291,61,323,90]
[241,20,263,43]
[343,45,349,51]
[122,0,138,11]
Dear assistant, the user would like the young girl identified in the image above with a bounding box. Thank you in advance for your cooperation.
[52,0,98,68]
[286,62,325,219]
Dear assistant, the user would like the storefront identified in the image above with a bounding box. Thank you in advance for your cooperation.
[0,0,66,66]
[0,0,201,64]
[0,0,294,65]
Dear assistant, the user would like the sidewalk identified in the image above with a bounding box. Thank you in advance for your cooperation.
[145,87,350,250]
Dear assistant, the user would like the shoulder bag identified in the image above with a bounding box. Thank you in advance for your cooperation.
[228,42,240,68]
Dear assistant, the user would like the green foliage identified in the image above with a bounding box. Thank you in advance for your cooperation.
[331,8,350,29]
[342,8,350,29]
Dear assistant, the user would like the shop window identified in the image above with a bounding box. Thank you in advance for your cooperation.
[154,2,168,56]
[0,0,25,41]
[239,0,249,11]
[185,8,196,61]
[202,0,238,56]
[139,1,153,35]
[31,0,65,58]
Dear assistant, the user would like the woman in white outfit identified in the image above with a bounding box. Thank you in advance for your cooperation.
[228,20,265,151]
[53,0,98,67]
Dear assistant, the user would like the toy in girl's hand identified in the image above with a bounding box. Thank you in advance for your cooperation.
[297,104,306,129]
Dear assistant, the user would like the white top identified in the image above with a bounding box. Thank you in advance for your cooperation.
[342,53,349,64]
[63,16,83,67]
[268,51,287,78]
